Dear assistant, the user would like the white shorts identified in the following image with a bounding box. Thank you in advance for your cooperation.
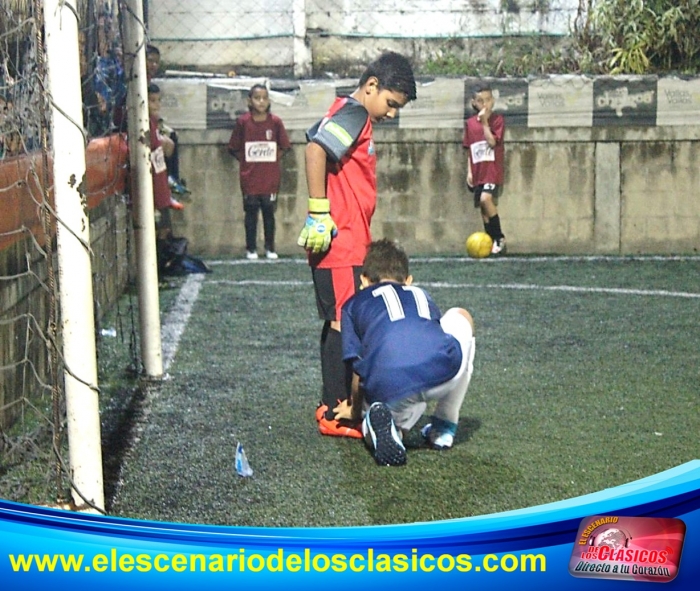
[387,308,475,431]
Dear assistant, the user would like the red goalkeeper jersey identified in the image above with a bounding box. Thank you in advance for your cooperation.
[306,96,376,269]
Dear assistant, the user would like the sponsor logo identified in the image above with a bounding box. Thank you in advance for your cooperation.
[663,89,693,105]
[569,515,685,583]
[209,93,245,119]
[596,87,655,117]
[494,89,526,111]
[536,93,566,108]
[470,140,495,164]
[245,141,277,163]
[150,146,166,174]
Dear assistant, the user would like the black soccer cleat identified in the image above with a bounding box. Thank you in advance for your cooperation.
[363,402,406,466]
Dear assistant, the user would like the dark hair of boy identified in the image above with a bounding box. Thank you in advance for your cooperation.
[248,83,271,113]
[473,83,492,96]
[146,45,160,58]
[248,83,267,98]
[359,52,417,102]
[362,239,410,284]
[147,82,160,95]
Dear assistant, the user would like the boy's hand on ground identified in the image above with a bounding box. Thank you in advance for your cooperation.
[332,399,354,421]
[297,198,338,253]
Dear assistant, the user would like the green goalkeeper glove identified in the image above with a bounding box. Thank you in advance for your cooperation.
[297,198,338,253]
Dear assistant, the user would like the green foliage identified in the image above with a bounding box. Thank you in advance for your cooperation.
[576,0,700,74]
[423,38,587,78]
[421,1,700,77]
[422,55,480,77]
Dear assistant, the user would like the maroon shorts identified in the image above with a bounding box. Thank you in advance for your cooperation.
[311,266,362,322]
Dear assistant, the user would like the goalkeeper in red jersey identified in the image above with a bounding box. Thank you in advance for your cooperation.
[297,52,417,437]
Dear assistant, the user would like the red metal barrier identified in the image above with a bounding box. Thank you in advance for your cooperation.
[0,134,129,251]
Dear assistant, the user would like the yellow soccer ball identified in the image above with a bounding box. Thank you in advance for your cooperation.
[466,231,493,259]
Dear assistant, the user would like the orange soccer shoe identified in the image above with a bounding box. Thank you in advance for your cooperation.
[318,417,363,439]
[315,404,329,422]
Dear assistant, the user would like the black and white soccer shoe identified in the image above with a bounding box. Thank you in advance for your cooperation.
[363,402,406,466]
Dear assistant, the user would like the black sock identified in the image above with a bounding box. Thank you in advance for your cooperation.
[320,324,351,420]
[487,215,504,241]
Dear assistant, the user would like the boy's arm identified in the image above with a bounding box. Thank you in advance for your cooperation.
[466,153,473,189]
[299,99,367,252]
[479,109,498,148]
[159,132,175,158]
[333,372,364,423]
[278,119,292,158]
[227,121,243,160]
[298,141,337,253]
[305,141,327,197]
[478,109,499,148]
[462,121,473,188]
[350,373,364,423]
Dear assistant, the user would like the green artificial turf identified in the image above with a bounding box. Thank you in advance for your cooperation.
[107,255,700,527]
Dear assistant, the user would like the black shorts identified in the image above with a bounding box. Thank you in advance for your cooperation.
[311,266,363,322]
[472,184,500,208]
[243,194,277,213]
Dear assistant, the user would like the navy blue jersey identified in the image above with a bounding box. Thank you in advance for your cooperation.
[341,281,462,403]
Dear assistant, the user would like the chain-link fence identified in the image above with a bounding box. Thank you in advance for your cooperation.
[145,0,581,77]
[1,0,137,508]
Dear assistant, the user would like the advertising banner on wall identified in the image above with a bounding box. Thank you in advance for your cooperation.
[592,76,657,127]
[528,76,594,127]
[156,76,700,132]
[655,77,700,126]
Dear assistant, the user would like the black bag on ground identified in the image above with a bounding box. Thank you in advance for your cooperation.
[157,235,212,276]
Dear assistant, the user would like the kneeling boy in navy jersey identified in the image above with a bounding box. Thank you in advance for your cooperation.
[334,239,475,466]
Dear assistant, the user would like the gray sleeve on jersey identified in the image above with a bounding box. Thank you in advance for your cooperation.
[306,100,368,163]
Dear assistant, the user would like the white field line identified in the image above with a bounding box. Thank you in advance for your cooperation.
[107,275,204,509]
[163,255,700,366]
[160,274,205,371]
[206,255,700,266]
[207,278,700,299]
[161,254,700,366]
[421,282,700,299]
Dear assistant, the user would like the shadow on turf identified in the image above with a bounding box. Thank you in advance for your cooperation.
[403,416,482,450]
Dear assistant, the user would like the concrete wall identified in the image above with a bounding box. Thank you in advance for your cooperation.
[172,125,700,257]
[149,0,578,75]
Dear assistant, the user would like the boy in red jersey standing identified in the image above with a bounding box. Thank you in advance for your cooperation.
[297,52,417,437]
[228,84,291,259]
[463,84,507,254]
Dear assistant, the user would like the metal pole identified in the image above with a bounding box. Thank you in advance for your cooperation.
[292,0,312,78]
[43,0,104,512]
[121,0,164,378]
